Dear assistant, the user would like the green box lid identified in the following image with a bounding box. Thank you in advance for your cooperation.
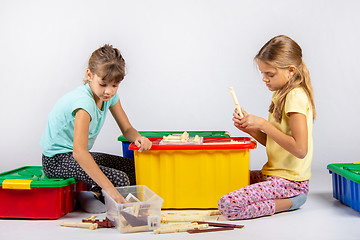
[0,166,76,188]
[327,163,360,184]
[118,131,230,142]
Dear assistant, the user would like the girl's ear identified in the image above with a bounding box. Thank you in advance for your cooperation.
[86,69,93,81]
[288,65,297,78]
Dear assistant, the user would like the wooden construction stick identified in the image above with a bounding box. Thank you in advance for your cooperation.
[163,138,184,142]
[229,87,244,118]
[163,132,190,143]
[161,216,206,223]
[187,221,244,234]
[82,217,115,228]
[181,131,189,141]
[133,204,140,217]
[164,135,182,140]
[193,221,244,229]
[188,227,234,233]
[206,210,221,216]
[84,215,97,221]
[163,210,220,216]
[59,222,98,230]
[153,223,209,234]
[121,225,150,233]
[193,135,201,143]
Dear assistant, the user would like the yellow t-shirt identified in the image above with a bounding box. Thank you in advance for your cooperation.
[261,87,313,181]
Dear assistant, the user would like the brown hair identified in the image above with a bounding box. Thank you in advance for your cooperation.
[255,35,316,122]
[85,44,126,84]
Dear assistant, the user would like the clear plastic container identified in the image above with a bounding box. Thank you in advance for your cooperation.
[102,185,163,233]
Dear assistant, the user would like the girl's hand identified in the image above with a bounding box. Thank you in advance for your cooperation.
[233,108,249,133]
[232,108,265,132]
[104,186,128,204]
[134,136,152,152]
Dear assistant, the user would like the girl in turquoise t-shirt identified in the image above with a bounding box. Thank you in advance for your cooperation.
[40,44,152,213]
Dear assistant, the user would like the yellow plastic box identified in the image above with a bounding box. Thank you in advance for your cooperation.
[129,137,256,209]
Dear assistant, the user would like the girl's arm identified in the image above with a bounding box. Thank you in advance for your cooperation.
[233,108,267,146]
[109,100,152,152]
[240,111,308,159]
[73,109,126,203]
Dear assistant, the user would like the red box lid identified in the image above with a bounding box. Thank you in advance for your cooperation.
[129,137,256,151]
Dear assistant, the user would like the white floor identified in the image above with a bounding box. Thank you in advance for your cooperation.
[1,168,359,240]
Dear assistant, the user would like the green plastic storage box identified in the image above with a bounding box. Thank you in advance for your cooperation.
[0,166,89,219]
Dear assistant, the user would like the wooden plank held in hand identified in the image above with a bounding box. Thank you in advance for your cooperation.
[229,87,244,118]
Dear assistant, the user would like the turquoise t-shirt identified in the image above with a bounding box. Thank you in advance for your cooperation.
[40,84,119,157]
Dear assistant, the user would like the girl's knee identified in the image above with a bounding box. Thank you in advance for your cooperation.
[218,194,245,220]
[113,172,130,186]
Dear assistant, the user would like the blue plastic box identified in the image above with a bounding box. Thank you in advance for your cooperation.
[327,163,360,213]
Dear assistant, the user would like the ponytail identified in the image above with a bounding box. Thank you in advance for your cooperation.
[256,35,316,122]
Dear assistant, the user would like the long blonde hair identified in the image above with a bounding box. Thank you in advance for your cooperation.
[255,35,316,122]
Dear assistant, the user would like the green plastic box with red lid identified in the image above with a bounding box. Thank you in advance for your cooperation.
[118,130,230,159]
[327,163,360,213]
[0,166,88,219]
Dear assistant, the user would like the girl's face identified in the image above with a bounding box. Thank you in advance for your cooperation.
[86,69,119,103]
[257,60,293,91]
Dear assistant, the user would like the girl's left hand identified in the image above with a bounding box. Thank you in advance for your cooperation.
[134,136,152,152]
[238,111,266,131]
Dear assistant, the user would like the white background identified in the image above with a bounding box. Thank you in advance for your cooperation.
[1,0,359,174]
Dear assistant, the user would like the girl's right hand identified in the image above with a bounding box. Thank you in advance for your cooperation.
[105,186,128,204]
[233,108,249,133]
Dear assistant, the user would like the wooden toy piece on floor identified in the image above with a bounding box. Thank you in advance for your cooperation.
[161,210,221,223]
[155,211,242,234]
[161,215,206,223]
[207,210,221,216]
[162,210,220,217]
[164,211,218,217]
[193,221,244,229]
[59,221,98,230]
[188,221,244,234]
[82,215,115,228]
[153,222,209,234]
[187,227,234,233]
[84,214,97,221]
[121,225,150,233]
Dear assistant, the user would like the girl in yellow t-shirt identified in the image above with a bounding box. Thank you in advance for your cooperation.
[218,35,316,220]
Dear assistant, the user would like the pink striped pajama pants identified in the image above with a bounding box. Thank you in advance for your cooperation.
[218,170,309,220]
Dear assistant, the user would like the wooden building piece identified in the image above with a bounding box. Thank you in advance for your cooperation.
[153,223,209,234]
[59,221,98,230]
[229,87,244,118]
